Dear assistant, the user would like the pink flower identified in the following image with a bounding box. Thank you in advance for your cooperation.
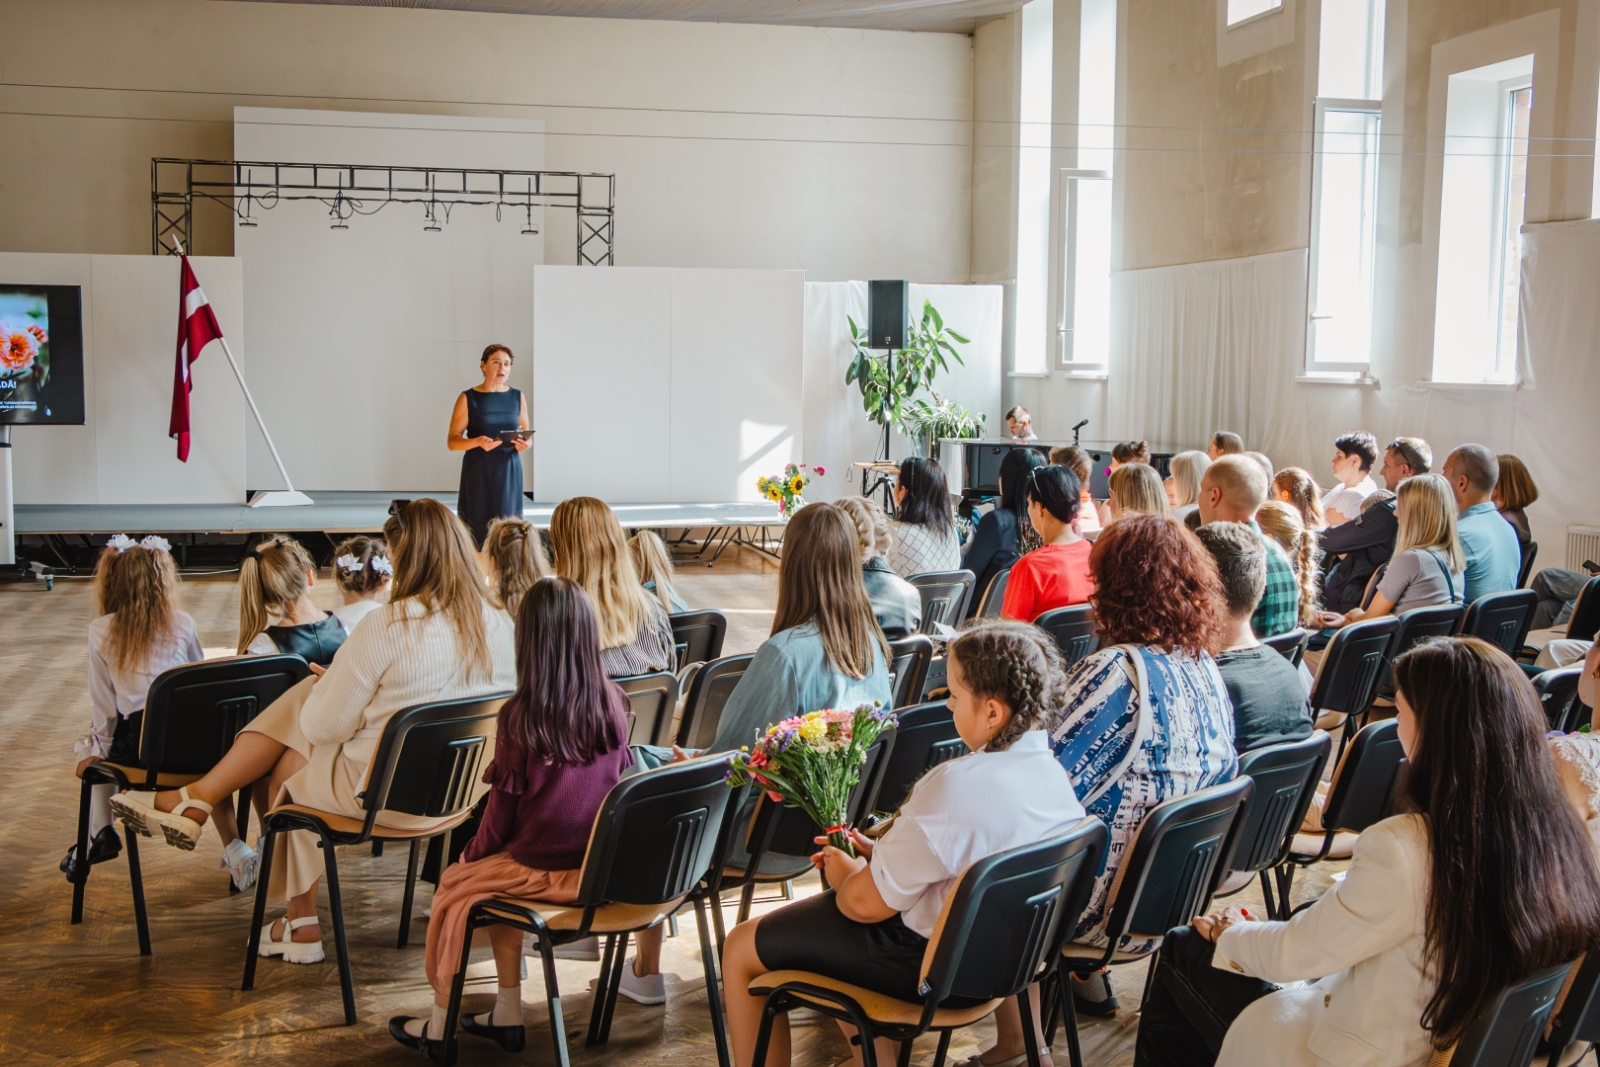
[26,324,46,345]
[813,465,827,476]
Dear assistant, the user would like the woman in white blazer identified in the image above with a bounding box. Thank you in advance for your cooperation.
[1133,636,1600,1067]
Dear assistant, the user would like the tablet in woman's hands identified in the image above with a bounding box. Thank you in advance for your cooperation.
[498,429,535,442]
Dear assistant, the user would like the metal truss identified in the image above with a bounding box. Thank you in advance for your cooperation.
[151,158,615,264]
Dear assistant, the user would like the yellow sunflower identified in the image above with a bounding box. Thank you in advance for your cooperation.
[788,474,806,495]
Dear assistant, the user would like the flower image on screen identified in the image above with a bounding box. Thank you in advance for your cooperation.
[0,284,83,424]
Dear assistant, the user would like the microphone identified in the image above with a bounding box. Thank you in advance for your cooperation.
[1071,419,1088,445]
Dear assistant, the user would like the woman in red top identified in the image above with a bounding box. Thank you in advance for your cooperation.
[390,576,634,1057]
[1002,464,1095,621]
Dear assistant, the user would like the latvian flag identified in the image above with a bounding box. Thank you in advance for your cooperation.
[169,256,225,462]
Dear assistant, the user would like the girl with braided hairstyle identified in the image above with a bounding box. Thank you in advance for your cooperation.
[721,618,1087,1067]
[1255,501,1322,627]
[482,517,551,617]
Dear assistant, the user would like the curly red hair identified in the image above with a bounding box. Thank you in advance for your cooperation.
[1089,514,1226,656]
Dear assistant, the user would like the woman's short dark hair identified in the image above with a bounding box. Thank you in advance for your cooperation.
[998,447,1046,521]
[1334,430,1379,472]
[1088,514,1226,656]
[896,457,952,534]
[1112,440,1150,464]
[481,343,514,364]
[1026,464,1082,526]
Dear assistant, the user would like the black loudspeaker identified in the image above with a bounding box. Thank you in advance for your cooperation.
[868,279,909,350]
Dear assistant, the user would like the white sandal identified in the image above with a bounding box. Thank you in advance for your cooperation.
[257,915,325,965]
[110,787,212,851]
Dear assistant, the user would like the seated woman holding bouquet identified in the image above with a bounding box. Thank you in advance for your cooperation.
[721,619,1087,1067]
[550,496,675,678]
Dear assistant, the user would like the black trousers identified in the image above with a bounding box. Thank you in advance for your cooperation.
[1134,927,1277,1067]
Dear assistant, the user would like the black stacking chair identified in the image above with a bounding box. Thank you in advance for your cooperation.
[1567,576,1600,644]
[676,652,753,750]
[441,757,731,1067]
[1442,962,1574,1067]
[615,670,679,746]
[1535,668,1591,734]
[887,635,935,710]
[974,566,1012,618]
[910,570,977,634]
[1050,777,1255,1067]
[1275,719,1406,915]
[1540,953,1600,1067]
[1262,628,1311,669]
[1213,733,1332,919]
[870,701,969,816]
[75,654,311,955]
[1035,604,1100,667]
[1519,542,1538,589]
[668,609,727,671]
[1376,603,1466,695]
[749,820,1109,1067]
[1462,589,1539,659]
[243,693,509,1025]
[1308,616,1398,760]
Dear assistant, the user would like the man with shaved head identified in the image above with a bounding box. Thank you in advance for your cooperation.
[1198,455,1301,638]
[1445,444,1519,601]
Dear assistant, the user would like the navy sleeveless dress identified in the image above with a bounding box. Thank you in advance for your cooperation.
[457,387,524,547]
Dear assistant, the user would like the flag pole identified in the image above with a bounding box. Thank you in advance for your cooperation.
[171,238,310,507]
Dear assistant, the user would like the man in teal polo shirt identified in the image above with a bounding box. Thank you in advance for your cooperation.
[1445,444,1520,602]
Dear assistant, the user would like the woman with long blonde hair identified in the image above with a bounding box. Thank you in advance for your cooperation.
[1164,450,1211,523]
[483,516,551,617]
[237,535,346,665]
[1256,500,1322,626]
[1316,474,1464,631]
[1107,462,1172,525]
[550,497,674,677]
[1272,467,1327,531]
[629,529,688,614]
[113,499,515,967]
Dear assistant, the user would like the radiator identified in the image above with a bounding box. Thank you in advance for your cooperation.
[1568,526,1600,572]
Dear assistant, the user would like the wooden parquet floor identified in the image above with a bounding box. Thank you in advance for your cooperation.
[0,545,1340,1067]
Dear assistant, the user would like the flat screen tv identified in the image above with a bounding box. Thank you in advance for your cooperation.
[0,285,84,425]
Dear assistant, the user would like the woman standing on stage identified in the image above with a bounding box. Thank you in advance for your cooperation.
[449,344,531,547]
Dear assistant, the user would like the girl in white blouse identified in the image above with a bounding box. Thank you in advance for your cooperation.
[721,620,1086,1067]
[327,534,391,634]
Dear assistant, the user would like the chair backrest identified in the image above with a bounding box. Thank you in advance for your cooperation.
[1261,629,1311,669]
[1320,719,1406,834]
[1518,541,1538,589]
[1544,953,1600,1060]
[871,701,968,815]
[576,756,731,908]
[1534,668,1590,734]
[139,655,312,780]
[1568,576,1600,644]
[668,609,728,672]
[922,820,1110,1007]
[1308,616,1399,717]
[614,671,680,747]
[910,569,977,633]
[1231,733,1333,874]
[1102,777,1255,946]
[676,653,754,749]
[360,694,510,837]
[1461,590,1539,658]
[1443,962,1573,1067]
[1378,603,1467,692]
[747,733,897,859]
[887,635,936,710]
[1034,604,1101,667]
[975,566,1013,618]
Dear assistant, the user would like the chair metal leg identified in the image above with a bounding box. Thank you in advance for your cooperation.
[751,995,781,1067]
[737,881,757,925]
[1275,864,1297,921]
[398,837,422,949]
[125,830,151,956]
[321,836,357,1025]
[1041,971,1060,1046]
[1060,970,1085,1067]
[70,775,93,924]
[236,786,251,844]
[1142,951,1160,1004]
[587,934,619,1047]
[371,840,384,857]
[536,928,572,1067]
[896,1031,914,1067]
[711,886,729,954]
[694,897,732,1067]
[442,909,479,1067]
[1258,870,1278,920]
[931,1030,952,1067]
[1019,989,1044,1067]
[782,879,794,901]
[242,829,277,990]
[596,932,631,1044]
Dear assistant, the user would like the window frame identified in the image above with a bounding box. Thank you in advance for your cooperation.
[1305,96,1384,375]
[1490,78,1534,382]
[1057,167,1112,369]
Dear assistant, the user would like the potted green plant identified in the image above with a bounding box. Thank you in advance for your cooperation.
[845,300,969,433]
[901,394,986,461]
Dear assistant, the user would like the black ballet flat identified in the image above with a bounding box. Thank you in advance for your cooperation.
[461,1011,526,1052]
[60,826,122,882]
[388,1016,453,1063]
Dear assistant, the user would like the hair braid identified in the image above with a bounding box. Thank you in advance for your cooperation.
[948,619,1065,750]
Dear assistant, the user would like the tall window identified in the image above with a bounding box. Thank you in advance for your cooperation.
[1227,0,1282,27]
[1494,85,1533,379]
[1058,0,1115,369]
[1014,0,1054,375]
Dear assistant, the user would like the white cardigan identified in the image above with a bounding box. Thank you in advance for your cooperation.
[1214,814,1433,1067]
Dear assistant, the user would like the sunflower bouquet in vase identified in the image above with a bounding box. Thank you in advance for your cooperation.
[756,462,825,518]
[725,703,896,856]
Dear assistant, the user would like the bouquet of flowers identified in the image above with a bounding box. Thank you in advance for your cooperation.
[756,462,825,517]
[725,703,896,856]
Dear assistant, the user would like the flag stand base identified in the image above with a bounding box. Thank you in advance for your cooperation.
[247,490,315,508]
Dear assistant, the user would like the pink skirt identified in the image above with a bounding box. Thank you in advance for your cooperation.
[424,851,582,997]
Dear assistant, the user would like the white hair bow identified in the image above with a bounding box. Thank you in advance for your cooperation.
[370,556,393,576]
[335,553,361,572]
[107,534,171,554]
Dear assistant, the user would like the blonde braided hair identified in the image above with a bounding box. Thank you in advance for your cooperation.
[948,619,1067,751]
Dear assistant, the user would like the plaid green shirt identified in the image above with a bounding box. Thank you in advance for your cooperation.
[1250,522,1301,638]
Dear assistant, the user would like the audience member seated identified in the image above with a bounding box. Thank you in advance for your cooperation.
[629,529,688,614]
[1255,501,1321,628]
[1208,431,1244,460]
[1494,452,1539,551]
[1164,450,1211,524]
[1047,515,1237,1015]
[1111,439,1150,470]
[328,535,393,634]
[1195,524,1314,753]
[723,620,1086,1067]
[237,535,347,666]
[1551,642,1600,842]
[886,456,962,577]
[389,577,635,1056]
[1445,444,1520,603]
[482,517,550,617]
[1001,465,1093,622]
[1136,637,1600,1067]
[963,446,1045,615]
[1050,445,1101,535]
[1005,404,1037,442]
[711,502,892,754]
[1104,460,1172,529]
[551,497,675,677]
[1244,451,1274,481]
[837,495,922,641]
[1272,467,1326,532]
[1318,437,1430,616]
[67,536,248,887]
[1198,456,1300,639]
[111,499,516,967]
[1321,431,1380,525]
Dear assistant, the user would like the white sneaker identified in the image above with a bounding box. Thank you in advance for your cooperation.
[257,915,325,964]
[591,958,666,1006]
[221,838,259,891]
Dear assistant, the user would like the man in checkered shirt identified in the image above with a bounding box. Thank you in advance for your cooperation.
[1198,456,1301,638]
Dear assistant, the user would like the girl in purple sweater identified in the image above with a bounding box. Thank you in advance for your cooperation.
[390,576,634,1055]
